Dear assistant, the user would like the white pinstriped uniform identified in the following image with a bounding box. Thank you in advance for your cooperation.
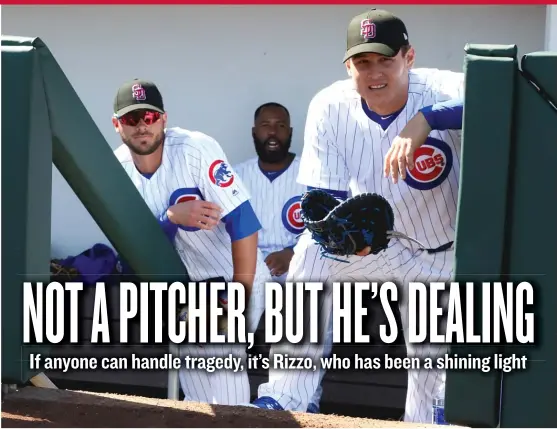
[233,155,306,261]
[114,127,271,405]
[256,68,464,422]
[233,155,333,411]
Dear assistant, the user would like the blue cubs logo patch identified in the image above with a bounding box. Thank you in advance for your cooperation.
[403,137,453,191]
[281,195,305,234]
[209,159,234,188]
[169,188,205,232]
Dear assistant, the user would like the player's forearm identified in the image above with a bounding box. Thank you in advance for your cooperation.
[231,232,258,301]
[222,202,261,301]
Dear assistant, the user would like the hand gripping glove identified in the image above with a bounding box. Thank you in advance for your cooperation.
[299,190,394,260]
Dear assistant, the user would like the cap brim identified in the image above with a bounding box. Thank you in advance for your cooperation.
[343,43,397,62]
[115,103,165,117]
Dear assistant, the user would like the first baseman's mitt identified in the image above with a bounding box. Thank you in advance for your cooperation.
[300,190,395,260]
[300,190,450,261]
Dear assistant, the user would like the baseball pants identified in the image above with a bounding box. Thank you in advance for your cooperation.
[178,268,269,405]
[268,270,333,413]
[256,231,453,423]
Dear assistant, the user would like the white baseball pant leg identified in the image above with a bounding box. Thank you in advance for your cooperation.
[178,267,268,405]
[382,242,454,424]
[308,308,333,412]
[264,268,331,413]
[256,231,386,411]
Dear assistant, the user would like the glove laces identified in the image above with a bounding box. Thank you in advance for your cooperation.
[387,231,454,254]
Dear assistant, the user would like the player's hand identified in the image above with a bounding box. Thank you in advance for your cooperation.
[265,248,294,277]
[356,247,371,257]
[166,200,223,230]
[384,111,432,184]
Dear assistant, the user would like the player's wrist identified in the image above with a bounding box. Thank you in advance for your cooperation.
[165,206,188,226]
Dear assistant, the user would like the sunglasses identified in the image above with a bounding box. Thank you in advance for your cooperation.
[118,110,161,127]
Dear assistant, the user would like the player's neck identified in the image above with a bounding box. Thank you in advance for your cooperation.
[259,152,295,172]
[132,145,164,175]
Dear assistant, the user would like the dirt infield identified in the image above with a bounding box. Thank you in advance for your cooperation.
[2,387,446,428]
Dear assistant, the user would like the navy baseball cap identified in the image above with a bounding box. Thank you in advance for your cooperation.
[343,9,410,63]
[113,79,165,117]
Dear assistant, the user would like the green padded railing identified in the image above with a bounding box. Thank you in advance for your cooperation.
[448,44,557,428]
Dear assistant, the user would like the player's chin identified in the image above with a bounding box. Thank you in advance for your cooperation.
[133,136,154,145]
[130,140,158,155]
[261,151,286,164]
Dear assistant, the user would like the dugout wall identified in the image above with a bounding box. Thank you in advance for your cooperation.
[1,36,190,399]
[448,44,557,428]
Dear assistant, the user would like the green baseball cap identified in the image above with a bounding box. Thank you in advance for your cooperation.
[113,78,165,117]
[343,9,409,63]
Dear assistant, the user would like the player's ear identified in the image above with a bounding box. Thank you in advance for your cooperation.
[405,46,416,68]
[159,112,167,128]
[345,60,352,77]
[112,116,119,131]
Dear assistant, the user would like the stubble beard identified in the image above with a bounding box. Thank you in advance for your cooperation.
[123,130,165,156]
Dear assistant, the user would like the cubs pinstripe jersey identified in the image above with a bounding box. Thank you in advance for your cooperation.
[234,156,306,256]
[298,68,464,251]
[114,127,269,281]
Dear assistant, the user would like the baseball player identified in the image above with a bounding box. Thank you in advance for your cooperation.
[111,78,271,405]
[251,9,465,423]
[233,102,332,413]
[233,102,305,283]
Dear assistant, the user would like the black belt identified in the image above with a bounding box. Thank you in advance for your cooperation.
[388,231,454,255]
[425,241,454,254]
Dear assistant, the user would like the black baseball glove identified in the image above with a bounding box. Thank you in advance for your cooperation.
[299,190,395,259]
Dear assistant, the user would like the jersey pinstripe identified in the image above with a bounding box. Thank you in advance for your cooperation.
[114,126,270,406]
[233,156,306,257]
[256,68,464,422]
[297,68,464,250]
